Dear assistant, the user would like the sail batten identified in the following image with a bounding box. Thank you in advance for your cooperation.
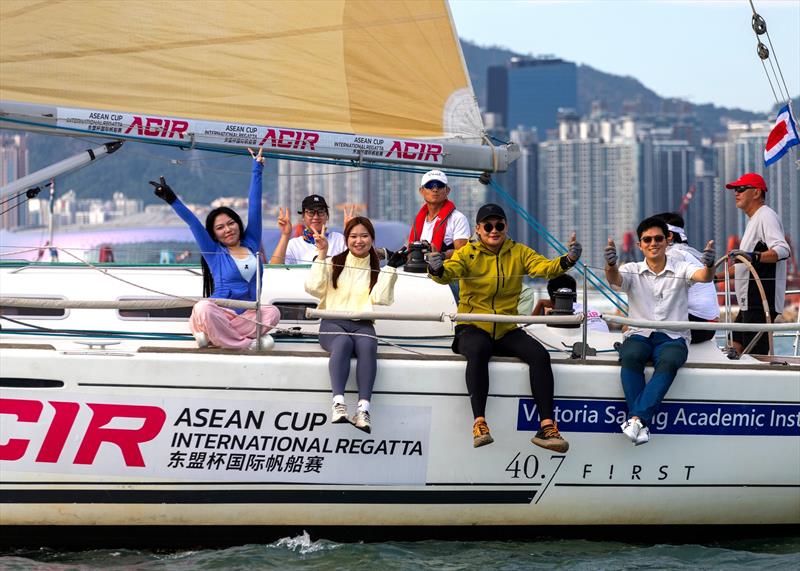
[1,0,517,171]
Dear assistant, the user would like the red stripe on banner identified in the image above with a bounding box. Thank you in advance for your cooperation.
[766,121,788,151]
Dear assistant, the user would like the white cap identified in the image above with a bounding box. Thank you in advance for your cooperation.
[420,170,448,187]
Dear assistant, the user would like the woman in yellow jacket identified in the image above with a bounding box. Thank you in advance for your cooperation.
[428,204,582,451]
[305,216,406,433]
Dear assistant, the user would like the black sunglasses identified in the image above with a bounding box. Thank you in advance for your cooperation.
[640,235,665,244]
[482,221,506,233]
[423,181,447,190]
[733,186,755,194]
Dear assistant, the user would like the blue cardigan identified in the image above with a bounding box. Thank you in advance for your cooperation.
[170,160,263,313]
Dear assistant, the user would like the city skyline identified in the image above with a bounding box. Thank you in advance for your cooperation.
[451,0,799,114]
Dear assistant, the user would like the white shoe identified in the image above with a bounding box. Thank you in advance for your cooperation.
[331,402,350,424]
[621,418,643,443]
[193,332,209,348]
[353,410,371,434]
[634,426,650,446]
[248,334,275,351]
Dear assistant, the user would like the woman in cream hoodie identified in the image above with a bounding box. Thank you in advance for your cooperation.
[304,216,406,433]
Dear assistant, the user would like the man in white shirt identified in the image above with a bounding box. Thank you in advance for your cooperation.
[655,212,720,344]
[723,173,791,356]
[605,216,715,446]
[407,170,470,258]
[270,194,346,264]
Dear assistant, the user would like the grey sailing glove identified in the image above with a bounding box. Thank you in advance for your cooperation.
[604,239,618,267]
[427,251,444,277]
[701,241,716,268]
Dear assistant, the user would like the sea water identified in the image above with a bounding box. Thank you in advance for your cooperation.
[2,532,799,570]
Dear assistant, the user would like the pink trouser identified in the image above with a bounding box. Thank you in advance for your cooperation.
[190,299,281,349]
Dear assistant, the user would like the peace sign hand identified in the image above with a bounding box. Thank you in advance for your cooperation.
[247,146,266,164]
[314,225,329,259]
[276,207,292,236]
[343,203,359,227]
[149,176,177,204]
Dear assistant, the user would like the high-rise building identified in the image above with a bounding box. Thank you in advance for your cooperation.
[538,116,639,270]
[503,127,539,250]
[713,121,798,253]
[0,134,29,229]
[640,138,696,219]
[507,58,577,136]
[486,66,508,128]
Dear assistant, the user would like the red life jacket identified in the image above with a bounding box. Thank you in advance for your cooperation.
[408,200,456,252]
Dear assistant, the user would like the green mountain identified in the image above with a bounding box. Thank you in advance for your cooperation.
[460,39,767,136]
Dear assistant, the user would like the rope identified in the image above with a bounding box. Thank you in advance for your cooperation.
[487,178,629,314]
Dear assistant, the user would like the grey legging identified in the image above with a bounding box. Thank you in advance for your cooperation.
[318,319,378,401]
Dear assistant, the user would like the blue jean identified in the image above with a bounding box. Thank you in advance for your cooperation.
[619,333,688,425]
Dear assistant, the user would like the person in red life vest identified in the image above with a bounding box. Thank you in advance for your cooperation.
[407,170,470,258]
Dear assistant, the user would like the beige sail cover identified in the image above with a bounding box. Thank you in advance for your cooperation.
[0,0,482,139]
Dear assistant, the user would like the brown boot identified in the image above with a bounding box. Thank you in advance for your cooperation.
[472,418,494,448]
[531,421,569,453]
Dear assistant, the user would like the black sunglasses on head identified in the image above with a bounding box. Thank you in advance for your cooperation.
[482,221,506,233]
[640,235,665,244]
[423,181,447,190]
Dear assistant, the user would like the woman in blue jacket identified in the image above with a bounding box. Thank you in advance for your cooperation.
[151,147,280,349]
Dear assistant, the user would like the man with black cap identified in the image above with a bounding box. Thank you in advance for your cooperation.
[408,169,470,258]
[723,172,791,355]
[270,194,347,264]
[427,203,582,452]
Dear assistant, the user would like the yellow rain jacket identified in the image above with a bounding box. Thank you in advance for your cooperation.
[430,238,568,339]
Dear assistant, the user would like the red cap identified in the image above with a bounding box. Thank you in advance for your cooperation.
[725,172,767,191]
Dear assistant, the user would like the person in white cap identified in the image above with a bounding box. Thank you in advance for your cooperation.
[407,170,470,258]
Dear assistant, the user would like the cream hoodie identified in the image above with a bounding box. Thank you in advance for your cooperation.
[304,252,397,312]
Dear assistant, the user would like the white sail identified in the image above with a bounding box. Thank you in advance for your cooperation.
[0,0,517,171]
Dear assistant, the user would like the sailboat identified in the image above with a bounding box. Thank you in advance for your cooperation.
[0,0,798,545]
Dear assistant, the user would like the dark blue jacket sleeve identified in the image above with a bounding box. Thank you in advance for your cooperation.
[170,198,217,255]
[242,159,263,249]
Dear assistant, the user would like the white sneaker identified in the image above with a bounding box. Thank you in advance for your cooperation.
[331,403,350,424]
[621,418,643,443]
[353,410,371,434]
[634,426,650,446]
[248,334,275,351]
[193,332,209,348]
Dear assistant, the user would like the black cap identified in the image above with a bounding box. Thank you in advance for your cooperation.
[475,203,506,223]
[298,194,329,214]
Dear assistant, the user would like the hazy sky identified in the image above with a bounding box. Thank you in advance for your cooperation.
[450,0,799,114]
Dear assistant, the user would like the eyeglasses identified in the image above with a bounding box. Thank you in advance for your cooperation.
[482,221,506,233]
[304,209,327,217]
[733,186,754,194]
[640,235,665,244]
[423,181,447,190]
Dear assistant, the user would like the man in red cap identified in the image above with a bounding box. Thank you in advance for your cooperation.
[724,173,791,356]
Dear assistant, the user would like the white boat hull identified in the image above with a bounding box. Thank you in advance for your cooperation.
[1,264,798,532]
